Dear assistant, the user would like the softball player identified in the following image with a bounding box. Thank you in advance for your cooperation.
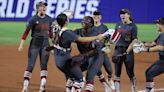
[142,18,164,92]
[18,2,53,92]
[113,9,138,92]
[92,10,115,90]
[74,16,105,92]
[52,13,103,92]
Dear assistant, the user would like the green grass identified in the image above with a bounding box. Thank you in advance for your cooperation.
[0,22,158,45]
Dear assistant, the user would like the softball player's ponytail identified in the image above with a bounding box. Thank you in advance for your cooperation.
[51,23,61,45]
[129,15,134,22]
[52,13,68,45]
[56,13,68,28]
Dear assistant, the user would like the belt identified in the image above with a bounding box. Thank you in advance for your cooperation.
[54,44,71,52]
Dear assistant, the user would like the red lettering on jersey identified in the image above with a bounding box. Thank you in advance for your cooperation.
[35,23,49,31]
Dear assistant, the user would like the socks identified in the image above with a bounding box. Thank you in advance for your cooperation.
[23,79,29,90]
[114,77,120,92]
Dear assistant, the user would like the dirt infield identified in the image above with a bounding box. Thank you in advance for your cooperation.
[0,45,163,92]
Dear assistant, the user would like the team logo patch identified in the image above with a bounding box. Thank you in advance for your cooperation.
[36,21,39,24]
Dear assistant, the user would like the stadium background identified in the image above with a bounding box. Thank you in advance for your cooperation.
[0,0,164,92]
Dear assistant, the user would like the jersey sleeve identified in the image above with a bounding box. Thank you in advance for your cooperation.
[115,23,119,30]
[154,35,159,43]
[26,17,34,29]
[21,28,30,40]
[21,18,34,40]
[132,24,138,39]
[104,24,108,31]
[158,34,164,45]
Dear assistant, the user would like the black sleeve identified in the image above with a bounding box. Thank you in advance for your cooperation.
[132,24,138,39]
[158,34,164,45]
[26,17,34,29]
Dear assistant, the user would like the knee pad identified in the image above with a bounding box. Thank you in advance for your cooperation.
[24,71,32,80]
[40,70,48,78]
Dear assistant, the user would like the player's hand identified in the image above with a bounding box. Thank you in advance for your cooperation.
[50,50,54,54]
[18,46,23,52]
[132,39,148,53]
[96,34,104,41]
[101,46,111,54]
[45,46,54,51]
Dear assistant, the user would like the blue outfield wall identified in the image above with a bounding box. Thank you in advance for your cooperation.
[0,0,164,23]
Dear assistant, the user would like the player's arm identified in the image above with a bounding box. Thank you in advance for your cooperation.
[71,48,98,63]
[77,34,103,42]
[18,28,30,51]
[49,22,55,44]
[126,24,138,53]
[146,37,164,52]
[126,38,137,53]
[18,18,33,52]
[147,45,164,52]
[144,41,156,47]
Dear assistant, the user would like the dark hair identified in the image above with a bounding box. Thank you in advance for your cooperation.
[36,1,48,10]
[120,9,133,22]
[56,13,68,28]
[93,10,101,15]
[89,16,94,27]
[83,16,94,27]
[36,2,47,14]
[154,18,164,25]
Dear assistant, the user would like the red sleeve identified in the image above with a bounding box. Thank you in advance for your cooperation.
[21,28,30,40]
[49,29,54,39]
